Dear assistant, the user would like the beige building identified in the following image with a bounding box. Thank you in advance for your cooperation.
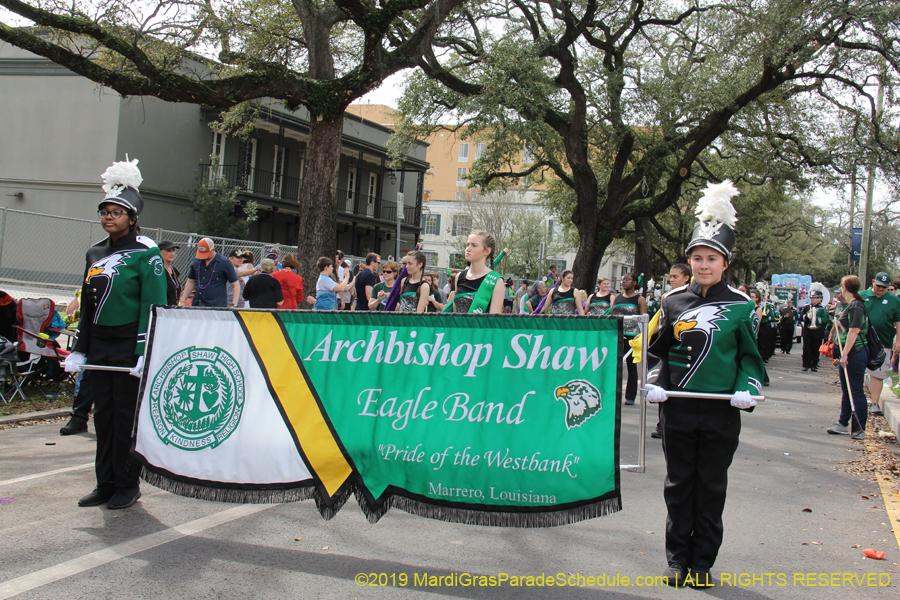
[346,104,633,284]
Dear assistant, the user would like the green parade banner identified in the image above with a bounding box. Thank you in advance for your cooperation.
[135,307,623,527]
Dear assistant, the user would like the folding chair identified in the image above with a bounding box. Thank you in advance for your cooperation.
[15,298,71,396]
[0,337,44,403]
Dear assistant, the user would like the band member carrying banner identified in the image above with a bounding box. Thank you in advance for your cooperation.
[645,180,764,588]
[442,231,506,314]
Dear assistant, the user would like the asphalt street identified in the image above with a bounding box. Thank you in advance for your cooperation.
[0,352,897,599]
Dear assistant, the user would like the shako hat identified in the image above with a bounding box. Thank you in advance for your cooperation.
[99,155,143,217]
[809,282,824,299]
[685,180,739,260]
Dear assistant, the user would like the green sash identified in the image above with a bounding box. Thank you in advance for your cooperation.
[442,270,501,314]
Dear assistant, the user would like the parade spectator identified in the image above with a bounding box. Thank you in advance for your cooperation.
[242,259,284,309]
[181,238,239,307]
[354,253,380,311]
[514,280,529,314]
[828,275,870,439]
[526,281,547,313]
[226,250,249,308]
[262,247,282,270]
[424,272,445,312]
[159,240,182,306]
[860,272,900,416]
[369,261,398,310]
[334,250,352,309]
[429,272,446,304]
[313,257,352,310]
[273,254,304,309]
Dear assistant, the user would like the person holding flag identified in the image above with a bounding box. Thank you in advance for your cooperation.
[645,180,764,588]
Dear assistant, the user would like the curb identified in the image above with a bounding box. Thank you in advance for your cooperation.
[0,408,71,425]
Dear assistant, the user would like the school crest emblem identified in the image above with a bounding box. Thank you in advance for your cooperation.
[554,379,602,430]
[148,346,245,451]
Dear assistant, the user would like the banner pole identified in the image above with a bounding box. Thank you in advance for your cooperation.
[620,314,649,473]
[641,389,766,402]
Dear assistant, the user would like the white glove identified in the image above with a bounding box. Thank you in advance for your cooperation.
[646,384,668,403]
[129,356,144,379]
[64,351,86,373]
[730,390,756,409]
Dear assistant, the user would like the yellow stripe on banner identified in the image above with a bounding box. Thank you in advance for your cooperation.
[239,312,352,498]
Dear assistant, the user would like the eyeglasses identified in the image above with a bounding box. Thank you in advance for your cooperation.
[98,209,127,218]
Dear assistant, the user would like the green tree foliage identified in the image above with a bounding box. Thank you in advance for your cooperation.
[0,0,466,290]
[187,168,259,240]
[392,0,900,289]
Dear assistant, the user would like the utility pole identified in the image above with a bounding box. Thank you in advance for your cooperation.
[859,66,884,284]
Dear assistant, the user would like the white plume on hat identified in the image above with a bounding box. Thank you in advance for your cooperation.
[695,179,739,229]
[101,155,143,199]
[809,282,824,295]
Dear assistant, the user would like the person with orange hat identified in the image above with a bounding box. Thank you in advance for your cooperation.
[180,237,239,307]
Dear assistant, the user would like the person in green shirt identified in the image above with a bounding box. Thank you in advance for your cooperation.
[859,272,900,415]
[827,275,870,439]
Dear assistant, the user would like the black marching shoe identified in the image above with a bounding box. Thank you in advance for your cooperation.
[624,398,635,406]
[78,485,115,507]
[802,367,808,372]
[60,419,88,435]
[663,565,688,588]
[107,487,142,510]
[651,425,663,439]
[811,367,818,372]
[688,569,716,589]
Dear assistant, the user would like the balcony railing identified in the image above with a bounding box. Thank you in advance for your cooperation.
[199,164,419,226]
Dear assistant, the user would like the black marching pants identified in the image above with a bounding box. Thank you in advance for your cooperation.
[88,324,141,489]
[661,397,741,570]
[779,323,794,353]
[70,371,93,424]
[801,328,824,370]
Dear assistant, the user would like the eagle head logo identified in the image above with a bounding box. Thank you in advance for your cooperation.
[555,379,602,430]
[85,253,129,282]
[673,304,731,341]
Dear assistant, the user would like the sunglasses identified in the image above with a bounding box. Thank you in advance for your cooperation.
[383,270,394,274]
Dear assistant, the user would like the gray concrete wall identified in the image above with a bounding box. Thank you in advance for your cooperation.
[0,45,121,219]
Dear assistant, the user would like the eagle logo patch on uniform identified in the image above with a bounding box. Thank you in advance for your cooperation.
[554,379,602,430]
[86,252,132,282]
[148,346,245,451]
[672,303,743,387]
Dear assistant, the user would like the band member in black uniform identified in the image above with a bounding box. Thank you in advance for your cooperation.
[800,285,830,372]
[586,278,616,315]
[445,231,506,314]
[539,270,586,315]
[396,251,431,313]
[611,273,646,404]
[645,180,764,588]
[64,157,167,510]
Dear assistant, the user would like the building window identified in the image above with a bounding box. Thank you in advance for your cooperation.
[367,173,377,205]
[521,174,531,190]
[455,191,466,202]
[547,219,563,242]
[475,143,485,160]
[547,259,566,272]
[347,165,357,205]
[423,251,439,266]
[458,143,469,161]
[451,214,472,237]
[456,167,468,186]
[423,214,441,236]
[523,144,534,164]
